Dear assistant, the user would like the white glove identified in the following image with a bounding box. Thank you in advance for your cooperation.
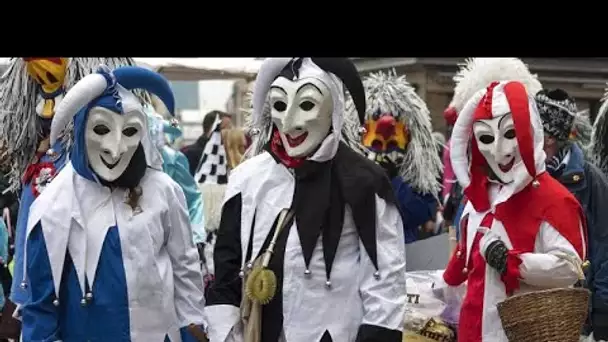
[477,227,503,260]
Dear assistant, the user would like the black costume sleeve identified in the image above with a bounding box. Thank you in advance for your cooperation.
[206,193,242,307]
[204,193,244,342]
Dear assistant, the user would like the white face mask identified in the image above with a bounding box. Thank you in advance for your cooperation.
[472,113,521,184]
[85,106,145,182]
[268,76,333,158]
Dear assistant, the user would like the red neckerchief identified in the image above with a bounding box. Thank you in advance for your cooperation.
[270,129,305,169]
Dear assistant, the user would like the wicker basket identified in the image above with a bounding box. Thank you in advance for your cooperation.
[497,254,590,342]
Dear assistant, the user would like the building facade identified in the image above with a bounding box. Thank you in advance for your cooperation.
[352,58,608,134]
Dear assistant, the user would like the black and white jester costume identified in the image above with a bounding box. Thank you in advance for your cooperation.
[205,58,407,342]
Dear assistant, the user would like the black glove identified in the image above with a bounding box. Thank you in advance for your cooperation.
[378,156,399,179]
[484,240,508,275]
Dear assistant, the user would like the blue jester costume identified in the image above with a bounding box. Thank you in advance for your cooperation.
[20,66,206,341]
[0,58,147,311]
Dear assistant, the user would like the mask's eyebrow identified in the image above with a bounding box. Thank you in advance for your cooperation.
[498,113,513,128]
[270,85,287,95]
[296,82,323,95]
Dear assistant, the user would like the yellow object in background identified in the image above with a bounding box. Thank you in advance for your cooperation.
[24,58,68,119]
[8,259,13,277]
[24,58,68,93]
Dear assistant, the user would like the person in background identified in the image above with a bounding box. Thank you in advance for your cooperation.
[181,110,232,175]
[200,127,247,292]
[145,105,206,262]
[432,131,446,199]
[0,144,17,308]
[353,71,442,243]
[537,89,608,342]
[0,147,17,237]
[440,106,461,252]
[222,128,247,170]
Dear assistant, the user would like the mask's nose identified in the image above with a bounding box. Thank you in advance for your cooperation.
[102,148,121,161]
[375,115,396,140]
[281,108,306,135]
[492,142,514,164]
[101,139,124,161]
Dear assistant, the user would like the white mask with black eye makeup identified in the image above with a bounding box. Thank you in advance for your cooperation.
[268,76,333,158]
[85,106,145,182]
[472,112,521,184]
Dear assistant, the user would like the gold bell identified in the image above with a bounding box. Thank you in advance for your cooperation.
[532,180,540,188]
[573,174,581,182]
[462,267,468,274]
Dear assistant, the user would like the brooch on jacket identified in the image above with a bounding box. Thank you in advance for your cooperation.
[22,162,57,197]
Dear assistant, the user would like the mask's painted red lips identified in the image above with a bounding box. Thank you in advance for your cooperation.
[285,132,308,147]
[499,158,515,173]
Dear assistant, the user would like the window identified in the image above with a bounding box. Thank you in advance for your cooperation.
[170,81,199,110]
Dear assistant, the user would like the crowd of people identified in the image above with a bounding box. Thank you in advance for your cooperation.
[0,57,604,342]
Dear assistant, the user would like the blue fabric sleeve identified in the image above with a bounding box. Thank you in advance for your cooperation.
[163,148,206,245]
[21,223,61,342]
[391,176,435,243]
[0,220,8,265]
[173,151,206,244]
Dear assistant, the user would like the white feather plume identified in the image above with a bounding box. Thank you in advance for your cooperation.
[450,58,542,112]
[348,70,442,197]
